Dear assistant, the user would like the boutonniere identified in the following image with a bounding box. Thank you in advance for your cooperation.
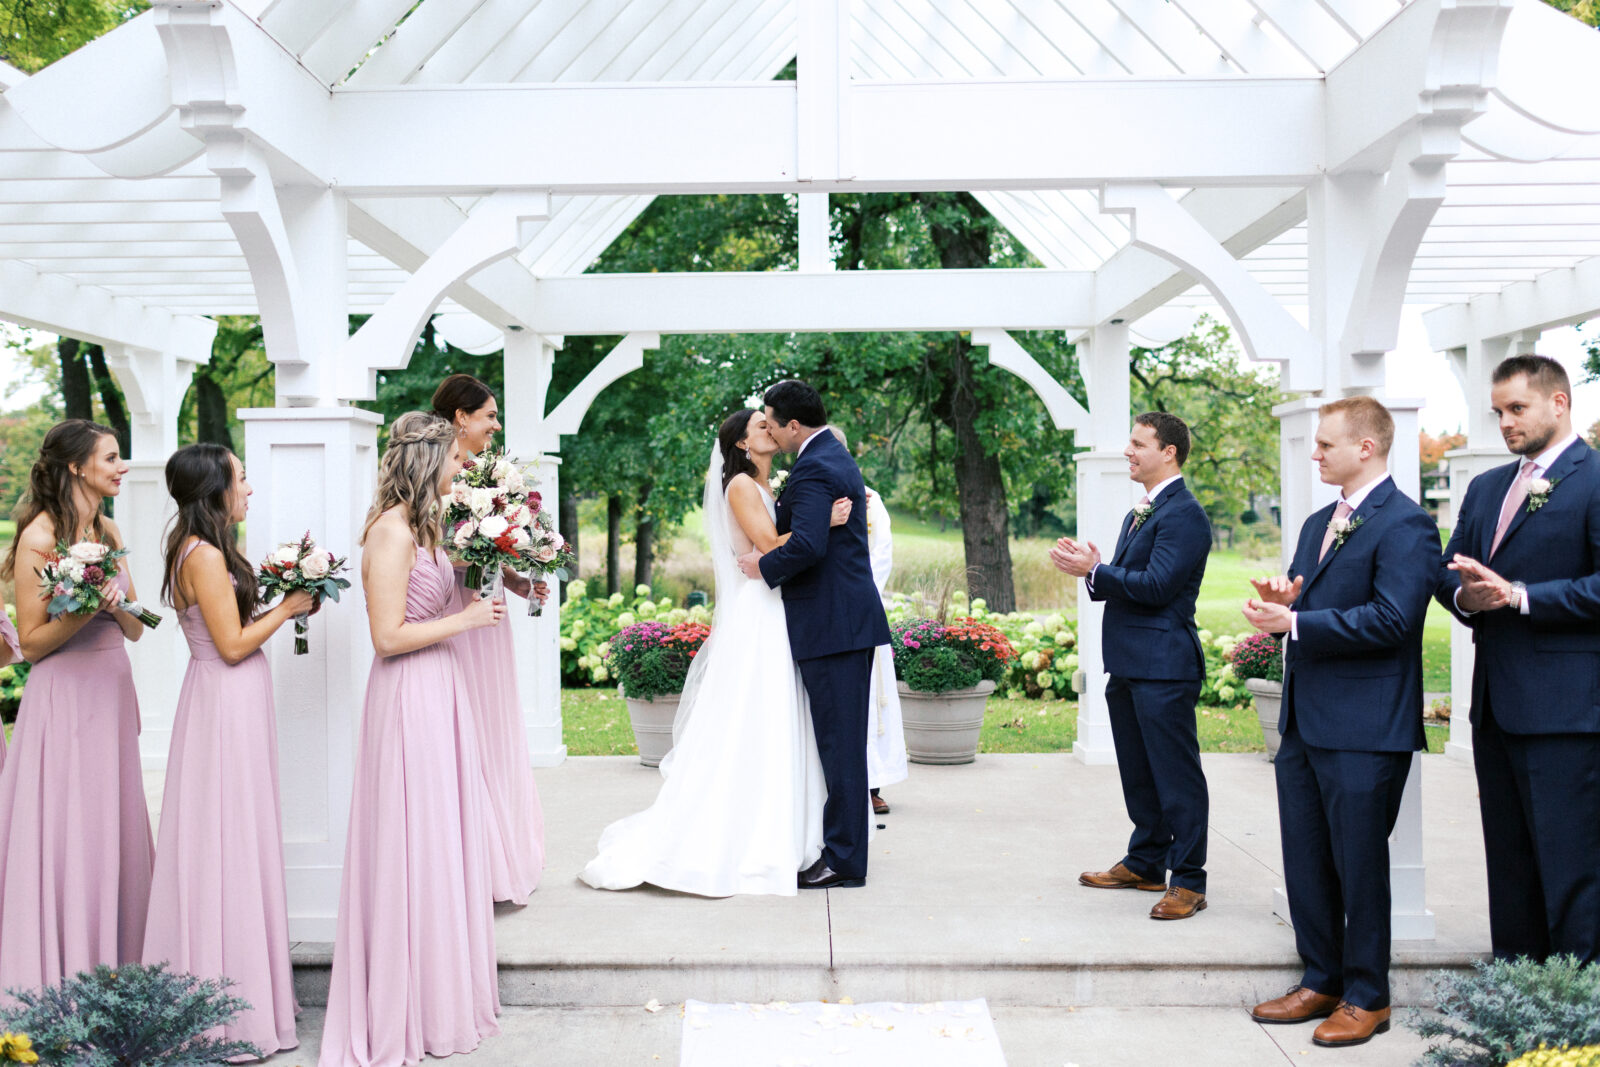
[770,470,789,497]
[1327,512,1364,551]
[1526,476,1558,513]
[1130,501,1155,531]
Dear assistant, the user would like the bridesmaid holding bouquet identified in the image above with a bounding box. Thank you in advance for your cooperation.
[319,412,505,1067]
[0,419,154,996]
[141,444,316,1057]
[432,374,547,905]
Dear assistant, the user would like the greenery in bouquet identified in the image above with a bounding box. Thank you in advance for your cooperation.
[0,962,261,1066]
[559,580,711,686]
[1226,630,1284,684]
[889,615,1017,694]
[1407,956,1600,1067]
[37,541,160,628]
[603,617,713,701]
[257,533,351,654]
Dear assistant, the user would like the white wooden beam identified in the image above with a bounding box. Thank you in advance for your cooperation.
[544,333,660,440]
[797,0,848,182]
[1423,253,1600,351]
[971,329,1091,433]
[523,269,1096,335]
[0,258,217,355]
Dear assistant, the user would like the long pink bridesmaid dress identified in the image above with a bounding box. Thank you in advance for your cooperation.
[451,574,545,904]
[0,612,20,771]
[142,541,296,1055]
[0,570,153,997]
[319,546,500,1067]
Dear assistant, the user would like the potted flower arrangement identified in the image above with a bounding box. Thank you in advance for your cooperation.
[891,616,1017,765]
[1228,631,1285,760]
[605,619,712,766]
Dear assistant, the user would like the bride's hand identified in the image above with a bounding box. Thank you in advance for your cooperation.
[830,498,853,527]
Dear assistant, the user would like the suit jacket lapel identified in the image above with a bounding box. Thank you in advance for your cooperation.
[1300,479,1393,598]
[1110,510,1138,564]
[1491,440,1590,561]
[1111,479,1182,566]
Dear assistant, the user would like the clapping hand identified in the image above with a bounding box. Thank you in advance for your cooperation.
[1249,574,1303,607]
[1450,554,1512,612]
[1242,597,1293,634]
[1049,537,1101,578]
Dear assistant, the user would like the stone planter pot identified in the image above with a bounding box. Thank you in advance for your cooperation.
[899,679,995,765]
[1246,678,1284,762]
[624,692,680,768]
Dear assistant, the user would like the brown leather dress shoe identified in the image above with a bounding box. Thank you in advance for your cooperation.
[872,794,890,816]
[1149,886,1207,919]
[1250,985,1341,1024]
[1312,1003,1390,1047]
[1078,862,1166,891]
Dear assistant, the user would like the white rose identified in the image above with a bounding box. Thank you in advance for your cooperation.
[470,487,498,518]
[300,552,330,579]
[1529,477,1552,495]
[510,527,531,549]
[503,504,529,529]
[1328,515,1351,534]
[479,514,510,539]
[271,544,300,566]
[453,523,475,548]
[450,483,471,506]
[69,541,108,563]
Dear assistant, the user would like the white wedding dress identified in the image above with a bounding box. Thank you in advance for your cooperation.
[580,455,826,897]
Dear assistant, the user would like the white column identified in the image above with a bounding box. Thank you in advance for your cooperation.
[239,407,383,941]
[1271,397,1338,570]
[1072,322,1134,765]
[502,330,566,766]
[798,194,831,273]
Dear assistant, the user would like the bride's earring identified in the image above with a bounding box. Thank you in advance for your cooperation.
[745,449,752,462]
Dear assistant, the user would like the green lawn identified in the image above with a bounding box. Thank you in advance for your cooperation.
[561,688,1450,758]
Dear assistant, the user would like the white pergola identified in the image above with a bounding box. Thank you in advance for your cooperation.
[2,0,1597,940]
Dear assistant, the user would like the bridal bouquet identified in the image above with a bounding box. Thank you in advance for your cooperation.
[38,540,161,628]
[445,448,575,616]
[258,533,351,654]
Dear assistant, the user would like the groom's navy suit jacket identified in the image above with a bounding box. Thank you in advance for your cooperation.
[1283,477,1436,752]
[759,429,890,659]
[1437,439,1600,734]
[1090,478,1209,682]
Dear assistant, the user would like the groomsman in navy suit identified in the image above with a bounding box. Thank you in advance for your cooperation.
[1052,412,1212,921]
[1437,354,1600,964]
[1242,396,1439,1048]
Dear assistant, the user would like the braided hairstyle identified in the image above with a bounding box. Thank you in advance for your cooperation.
[2,419,117,581]
[361,412,459,548]
[717,408,761,491]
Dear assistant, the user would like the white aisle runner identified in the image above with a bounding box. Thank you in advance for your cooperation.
[679,998,1006,1066]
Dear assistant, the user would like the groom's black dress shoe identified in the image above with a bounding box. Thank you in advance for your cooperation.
[798,859,865,890]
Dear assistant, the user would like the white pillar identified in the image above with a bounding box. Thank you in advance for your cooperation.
[798,194,831,272]
[502,330,566,766]
[1072,322,1134,765]
[239,407,383,941]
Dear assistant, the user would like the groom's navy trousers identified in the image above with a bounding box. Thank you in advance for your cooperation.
[760,429,890,880]
[1088,479,1211,894]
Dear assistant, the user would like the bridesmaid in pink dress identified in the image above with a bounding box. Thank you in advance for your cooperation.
[0,595,22,771]
[319,412,506,1067]
[0,419,154,996]
[142,444,316,1057]
[432,374,548,905]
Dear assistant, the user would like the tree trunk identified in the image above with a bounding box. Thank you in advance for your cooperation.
[558,488,580,580]
[917,192,1017,612]
[605,494,623,596]
[85,345,131,457]
[193,369,233,449]
[632,482,655,591]
[58,338,92,422]
[948,338,1016,612]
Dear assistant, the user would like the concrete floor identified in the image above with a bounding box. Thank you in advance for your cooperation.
[146,752,1491,1065]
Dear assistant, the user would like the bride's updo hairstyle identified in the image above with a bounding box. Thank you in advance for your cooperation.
[717,408,760,491]
[361,411,458,548]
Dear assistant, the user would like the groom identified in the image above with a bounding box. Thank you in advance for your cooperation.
[737,380,890,889]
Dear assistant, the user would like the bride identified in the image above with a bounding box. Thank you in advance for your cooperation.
[580,408,849,897]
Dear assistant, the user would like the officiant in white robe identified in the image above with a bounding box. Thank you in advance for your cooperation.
[864,480,909,808]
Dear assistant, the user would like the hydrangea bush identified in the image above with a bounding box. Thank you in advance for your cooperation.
[559,580,711,687]
[885,591,1076,700]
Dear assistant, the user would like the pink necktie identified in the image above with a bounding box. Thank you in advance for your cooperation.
[1490,459,1538,556]
[1128,494,1150,534]
[1318,500,1353,562]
